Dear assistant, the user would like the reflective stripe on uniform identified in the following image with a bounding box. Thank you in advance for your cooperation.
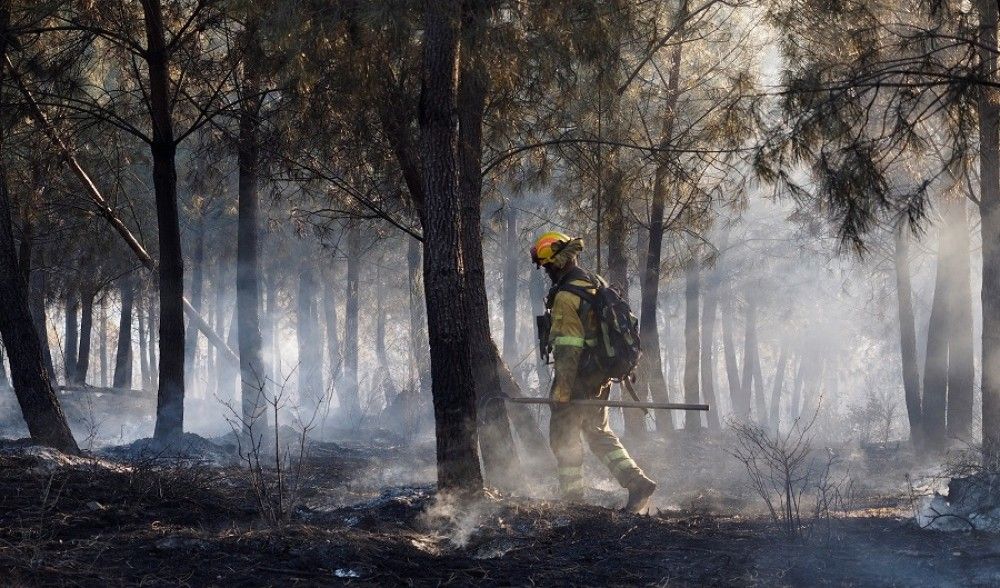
[611,457,638,475]
[602,447,629,465]
[558,466,583,478]
[553,335,586,348]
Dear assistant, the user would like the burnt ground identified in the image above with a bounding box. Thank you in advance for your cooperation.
[1,432,999,587]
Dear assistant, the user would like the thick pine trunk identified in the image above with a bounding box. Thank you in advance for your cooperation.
[980,0,1000,466]
[76,289,95,385]
[946,198,975,441]
[324,276,343,394]
[343,224,361,420]
[28,254,56,381]
[137,291,150,389]
[769,342,789,433]
[143,0,185,440]
[237,18,270,437]
[721,285,742,417]
[147,296,158,387]
[683,261,701,430]
[456,15,523,483]
[0,11,78,451]
[183,215,205,395]
[894,225,923,446]
[420,0,484,492]
[113,276,134,389]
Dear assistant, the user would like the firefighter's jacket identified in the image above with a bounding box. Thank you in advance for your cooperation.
[548,273,603,402]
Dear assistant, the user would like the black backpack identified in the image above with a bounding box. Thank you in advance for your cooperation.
[546,270,642,382]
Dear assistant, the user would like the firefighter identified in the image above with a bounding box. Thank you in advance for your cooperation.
[531,231,657,513]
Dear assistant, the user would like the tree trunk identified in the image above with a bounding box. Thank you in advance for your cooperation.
[407,237,431,398]
[217,307,239,402]
[113,276,134,389]
[297,262,323,416]
[980,0,1000,466]
[420,0,484,492]
[502,206,519,365]
[64,288,79,384]
[946,198,975,441]
[638,42,683,437]
[922,227,951,452]
[894,224,923,446]
[456,18,523,484]
[700,256,722,430]
[769,342,789,433]
[28,253,56,381]
[237,16,270,438]
[721,284,742,417]
[739,297,759,422]
[147,295,158,387]
[183,213,205,396]
[137,290,150,390]
[683,261,701,430]
[99,296,107,387]
[791,354,805,421]
[76,288,95,385]
[324,275,343,395]
[343,223,361,420]
[143,0,185,441]
[0,12,78,451]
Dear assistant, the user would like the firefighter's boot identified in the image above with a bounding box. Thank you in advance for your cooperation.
[624,474,657,514]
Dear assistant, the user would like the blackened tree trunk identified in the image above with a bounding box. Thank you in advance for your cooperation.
[769,342,788,433]
[217,308,239,401]
[700,256,722,430]
[894,224,923,446]
[922,229,951,452]
[790,354,805,421]
[28,255,56,381]
[721,284,742,417]
[420,0,484,492]
[738,297,758,421]
[946,198,975,441]
[683,261,701,430]
[147,296,158,386]
[456,11,522,484]
[980,0,1000,466]
[0,344,8,388]
[297,262,323,415]
[143,0,185,440]
[407,237,431,397]
[76,288,95,385]
[502,206,519,364]
[237,16,270,436]
[324,275,343,393]
[638,42,683,437]
[64,288,79,384]
[0,11,78,451]
[343,224,361,419]
[183,213,205,395]
[113,275,134,389]
[137,291,150,389]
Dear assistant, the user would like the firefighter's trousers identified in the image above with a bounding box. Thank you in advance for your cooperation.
[549,376,647,497]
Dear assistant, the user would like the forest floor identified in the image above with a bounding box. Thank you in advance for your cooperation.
[1,427,998,587]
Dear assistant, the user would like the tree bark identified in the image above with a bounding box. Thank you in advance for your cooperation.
[143,0,185,440]
[420,0,484,492]
[237,16,270,437]
[343,223,361,419]
[137,290,150,390]
[683,260,701,430]
[64,287,79,384]
[769,342,789,433]
[738,297,759,422]
[894,224,923,446]
[297,262,323,416]
[183,213,205,395]
[407,237,431,398]
[0,6,78,451]
[113,275,134,389]
[324,274,343,395]
[979,0,1000,466]
[147,295,158,387]
[76,288,95,385]
[28,253,56,381]
[721,284,742,417]
[502,206,519,366]
[456,7,523,484]
[945,198,975,441]
[922,226,951,452]
[700,256,722,430]
[637,41,683,437]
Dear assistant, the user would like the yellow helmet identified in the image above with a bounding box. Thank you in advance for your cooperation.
[531,231,572,267]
